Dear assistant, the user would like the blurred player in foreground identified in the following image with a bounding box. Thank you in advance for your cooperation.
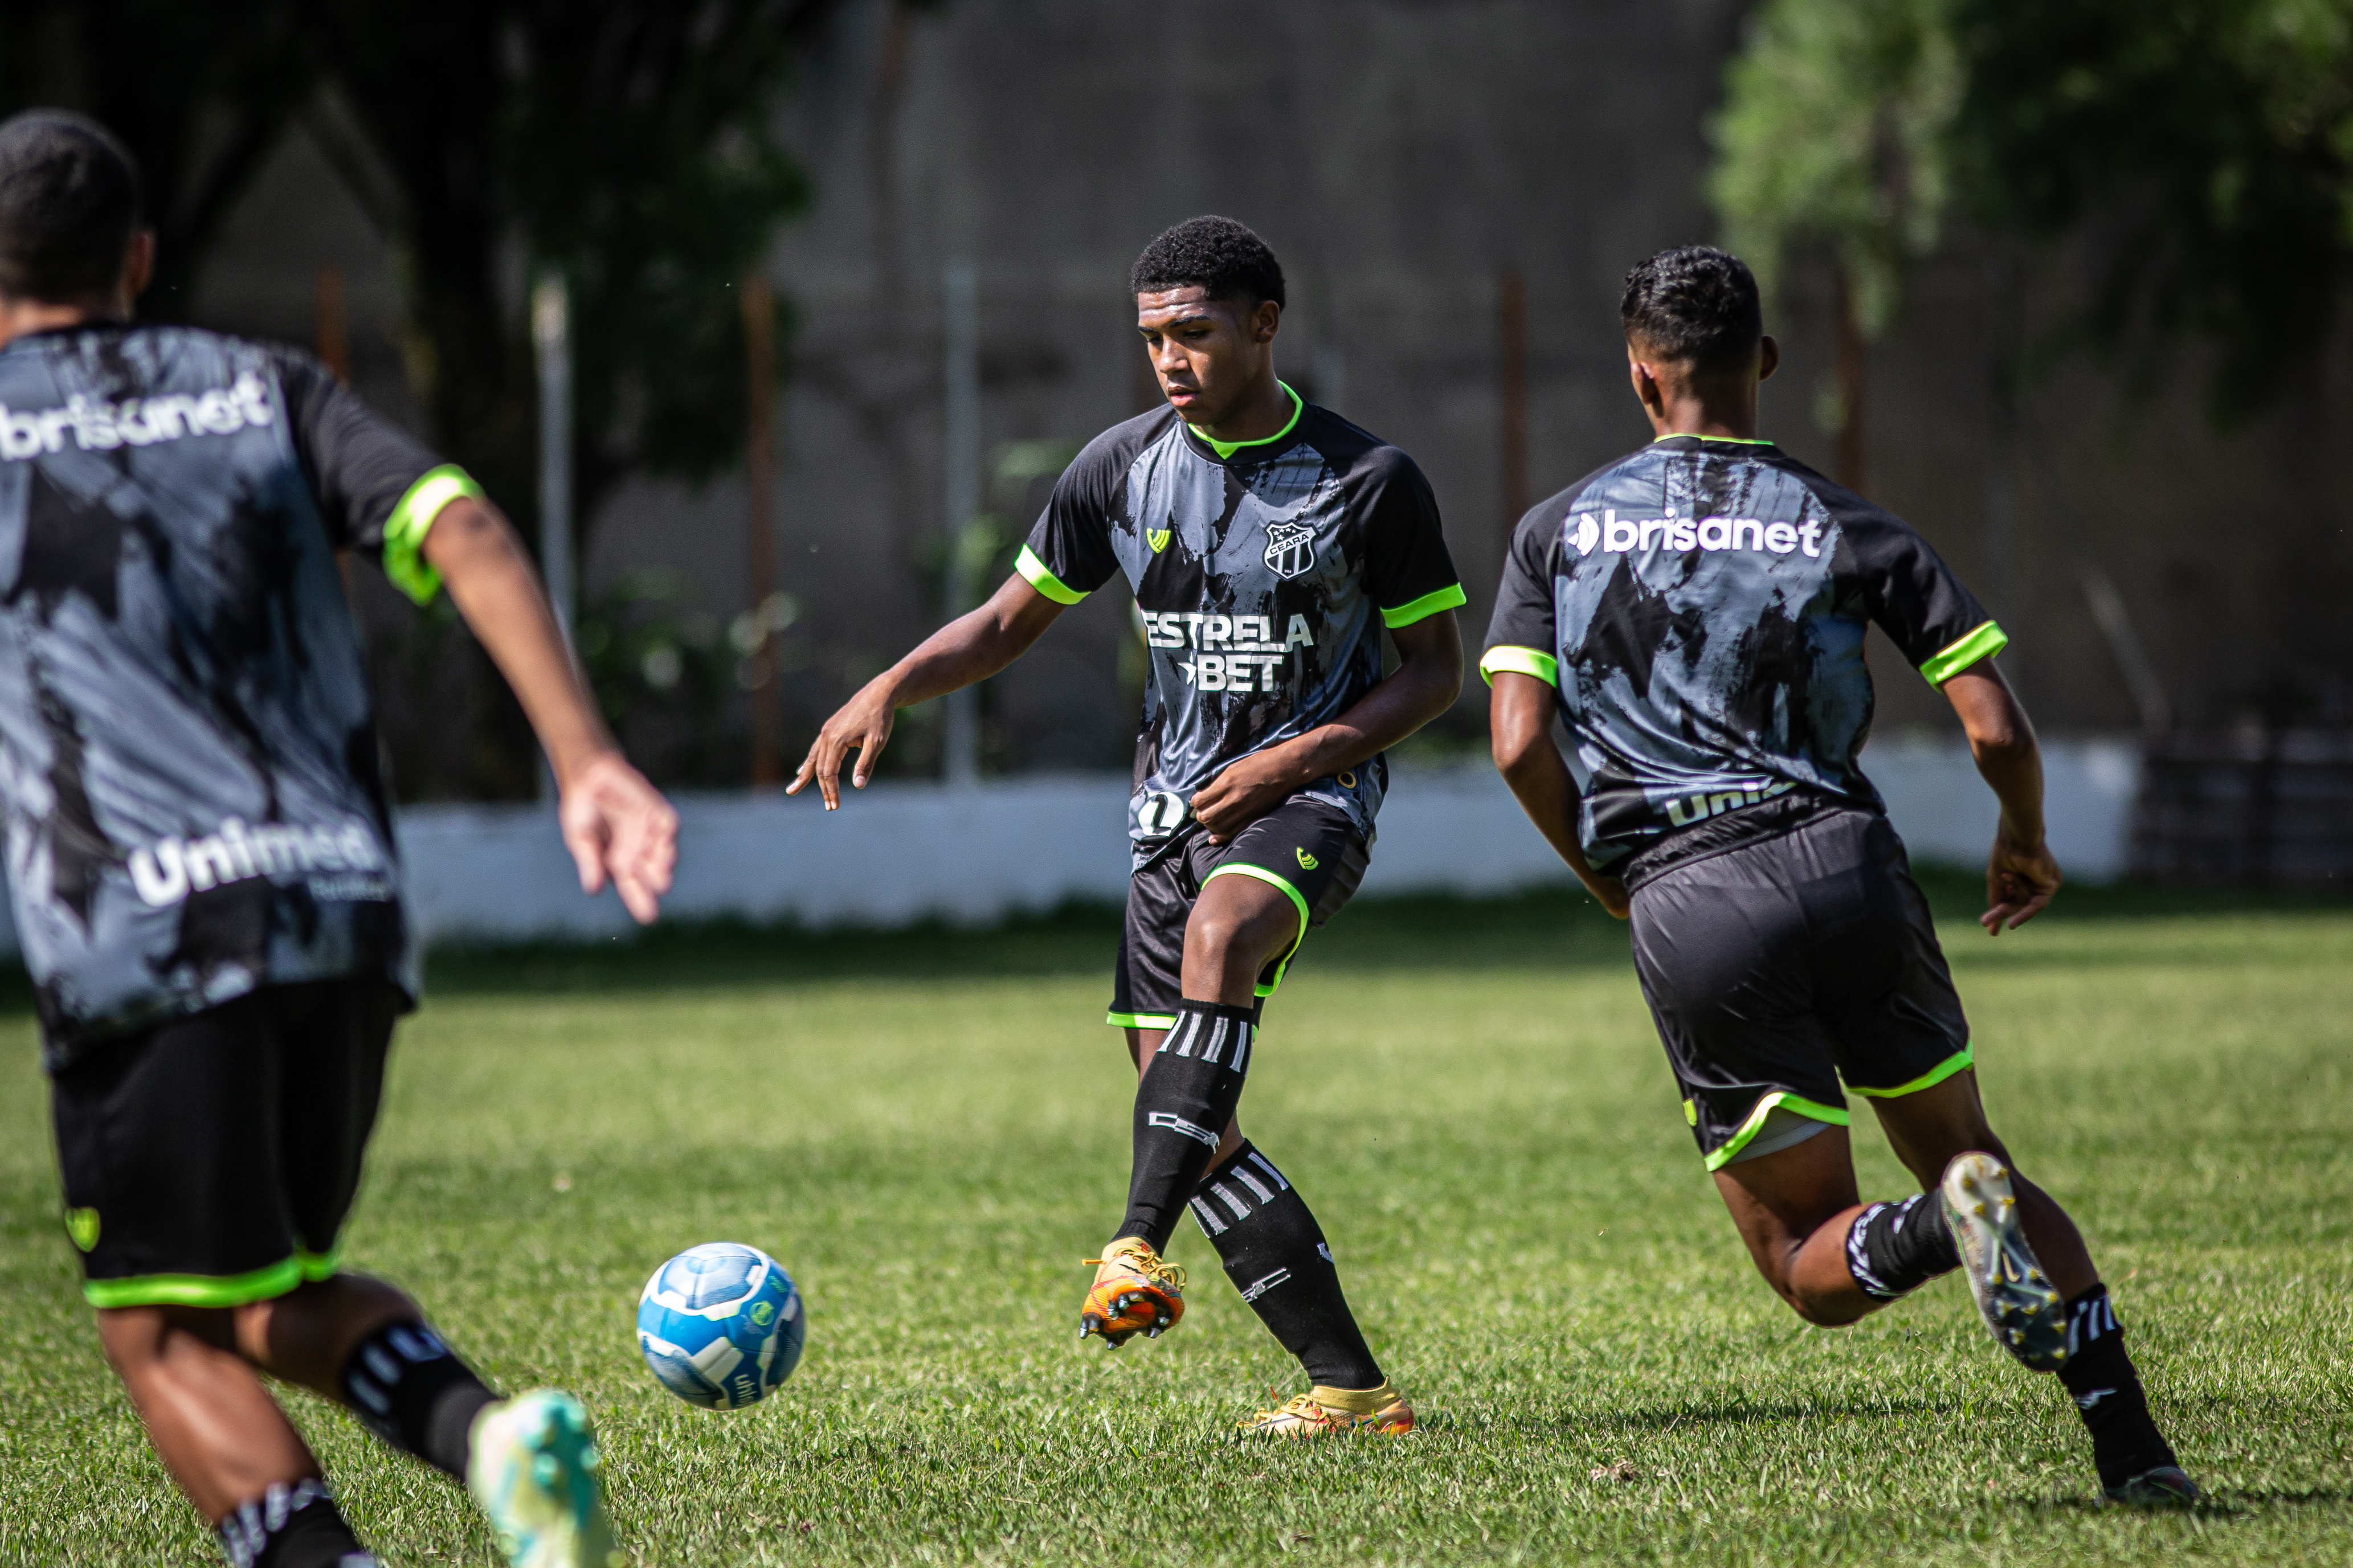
[1483,245,2195,1506]
[793,216,1464,1436]
[0,113,677,1567]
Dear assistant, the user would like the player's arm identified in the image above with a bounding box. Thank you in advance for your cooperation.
[1188,608,1464,841]
[787,574,1068,809]
[421,497,678,923]
[1941,662,2059,935]
[1488,669,1629,918]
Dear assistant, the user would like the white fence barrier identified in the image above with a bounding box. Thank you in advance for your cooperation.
[0,738,2142,953]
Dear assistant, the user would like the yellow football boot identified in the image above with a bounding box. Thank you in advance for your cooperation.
[1078,1237,1185,1346]
[1239,1381,1414,1438]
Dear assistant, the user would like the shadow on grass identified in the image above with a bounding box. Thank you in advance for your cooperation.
[1566,1395,1960,1434]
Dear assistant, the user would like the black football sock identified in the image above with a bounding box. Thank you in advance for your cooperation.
[1190,1141,1384,1390]
[1843,1192,1963,1299]
[340,1322,499,1481]
[216,1479,377,1568]
[2056,1285,2180,1488]
[1116,1000,1255,1252]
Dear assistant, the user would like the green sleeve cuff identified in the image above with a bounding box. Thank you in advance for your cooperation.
[1379,582,1468,629]
[1919,620,2008,686]
[1014,544,1088,605]
[1478,644,1559,687]
[382,464,483,605]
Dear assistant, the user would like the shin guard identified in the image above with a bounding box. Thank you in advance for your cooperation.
[1191,1141,1384,1391]
[1117,1001,1253,1251]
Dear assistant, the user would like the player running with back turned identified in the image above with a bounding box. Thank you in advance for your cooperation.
[793,217,1466,1436]
[1483,245,2196,1506]
[2,114,678,1567]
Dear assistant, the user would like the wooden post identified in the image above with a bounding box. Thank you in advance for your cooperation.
[1832,261,1868,497]
[314,267,350,382]
[1498,269,1529,538]
[742,271,782,789]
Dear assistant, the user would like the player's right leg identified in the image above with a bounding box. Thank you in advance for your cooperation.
[51,981,616,1567]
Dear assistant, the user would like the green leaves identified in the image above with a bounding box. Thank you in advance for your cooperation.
[1710,0,1966,338]
[1955,0,2353,421]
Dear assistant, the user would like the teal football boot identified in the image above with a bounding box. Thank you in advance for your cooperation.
[466,1389,619,1568]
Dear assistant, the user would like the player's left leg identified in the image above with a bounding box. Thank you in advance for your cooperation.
[1868,1073,2195,1506]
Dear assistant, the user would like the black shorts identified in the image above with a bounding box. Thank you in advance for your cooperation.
[1108,795,1370,1029]
[1627,806,1972,1170]
[48,979,400,1308]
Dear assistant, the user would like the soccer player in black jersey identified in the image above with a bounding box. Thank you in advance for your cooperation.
[1483,245,2194,1505]
[2,114,677,1567]
[792,216,1465,1435]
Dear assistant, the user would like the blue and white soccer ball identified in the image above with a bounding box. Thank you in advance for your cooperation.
[635,1242,805,1409]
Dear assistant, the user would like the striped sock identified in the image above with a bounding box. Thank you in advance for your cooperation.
[1190,1141,1383,1390]
[1116,1000,1255,1251]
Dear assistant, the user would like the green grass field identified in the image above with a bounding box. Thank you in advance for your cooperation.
[3,879,2350,1566]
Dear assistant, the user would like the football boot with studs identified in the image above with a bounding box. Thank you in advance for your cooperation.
[466,1389,619,1568]
[1078,1237,1185,1346]
[1939,1151,2069,1371]
[1239,1381,1414,1438]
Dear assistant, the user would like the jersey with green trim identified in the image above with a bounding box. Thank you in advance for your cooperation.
[0,324,447,1063]
[1482,436,2000,872]
[1022,391,1460,845]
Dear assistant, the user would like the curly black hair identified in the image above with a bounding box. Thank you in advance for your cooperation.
[1129,215,1285,309]
[0,110,141,303]
[1620,245,1761,375]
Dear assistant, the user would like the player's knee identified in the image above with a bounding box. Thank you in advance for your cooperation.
[233,1273,419,1367]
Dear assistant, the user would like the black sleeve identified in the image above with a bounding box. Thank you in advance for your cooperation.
[1357,449,1464,627]
[1018,428,1130,601]
[1838,502,2004,683]
[271,348,445,554]
[1480,506,1563,686]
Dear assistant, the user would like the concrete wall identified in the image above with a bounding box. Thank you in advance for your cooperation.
[345,739,2151,946]
[175,0,2352,801]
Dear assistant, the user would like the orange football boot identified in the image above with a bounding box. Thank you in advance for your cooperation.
[1077,1237,1185,1346]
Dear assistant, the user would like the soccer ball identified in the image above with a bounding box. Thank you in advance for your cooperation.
[635,1242,806,1409]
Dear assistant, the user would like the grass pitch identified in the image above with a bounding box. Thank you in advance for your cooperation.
[2,878,2349,1566]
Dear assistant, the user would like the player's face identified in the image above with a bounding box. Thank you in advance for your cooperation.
[1136,286,1279,427]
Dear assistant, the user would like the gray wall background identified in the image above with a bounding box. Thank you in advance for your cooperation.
[185,0,2353,793]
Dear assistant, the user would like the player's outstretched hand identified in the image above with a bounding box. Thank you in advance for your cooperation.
[788,679,897,810]
[559,751,679,924]
[1981,820,2060,935]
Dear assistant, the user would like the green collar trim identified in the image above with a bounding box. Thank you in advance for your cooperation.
[1653,432,1775,446]
[1189,382,1304,460]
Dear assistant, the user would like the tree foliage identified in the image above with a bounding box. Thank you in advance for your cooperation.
[1712,0,2353,424]
[1709,0,1964,338]
[0,0,842,529]
[1955,0,2353,421]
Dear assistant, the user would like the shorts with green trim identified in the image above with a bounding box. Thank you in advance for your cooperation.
[1108,793,1369,1029]
[49,979,400,1308]
[1626,804,1972,1170]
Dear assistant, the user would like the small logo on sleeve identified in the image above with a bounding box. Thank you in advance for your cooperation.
[1147,527,1171,554]
[1294,848,1319,870]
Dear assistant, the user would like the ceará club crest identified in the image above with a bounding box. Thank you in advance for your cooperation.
[1263,519,1316,580]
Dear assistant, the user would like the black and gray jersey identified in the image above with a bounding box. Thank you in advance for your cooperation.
[1481,435,2003,873]
[0,323,468,1065]
[1019,386,1463,847]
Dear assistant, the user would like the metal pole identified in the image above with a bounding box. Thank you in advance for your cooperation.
[742,272,782,788]
[942,257,981,787]
[532,271,574,803]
